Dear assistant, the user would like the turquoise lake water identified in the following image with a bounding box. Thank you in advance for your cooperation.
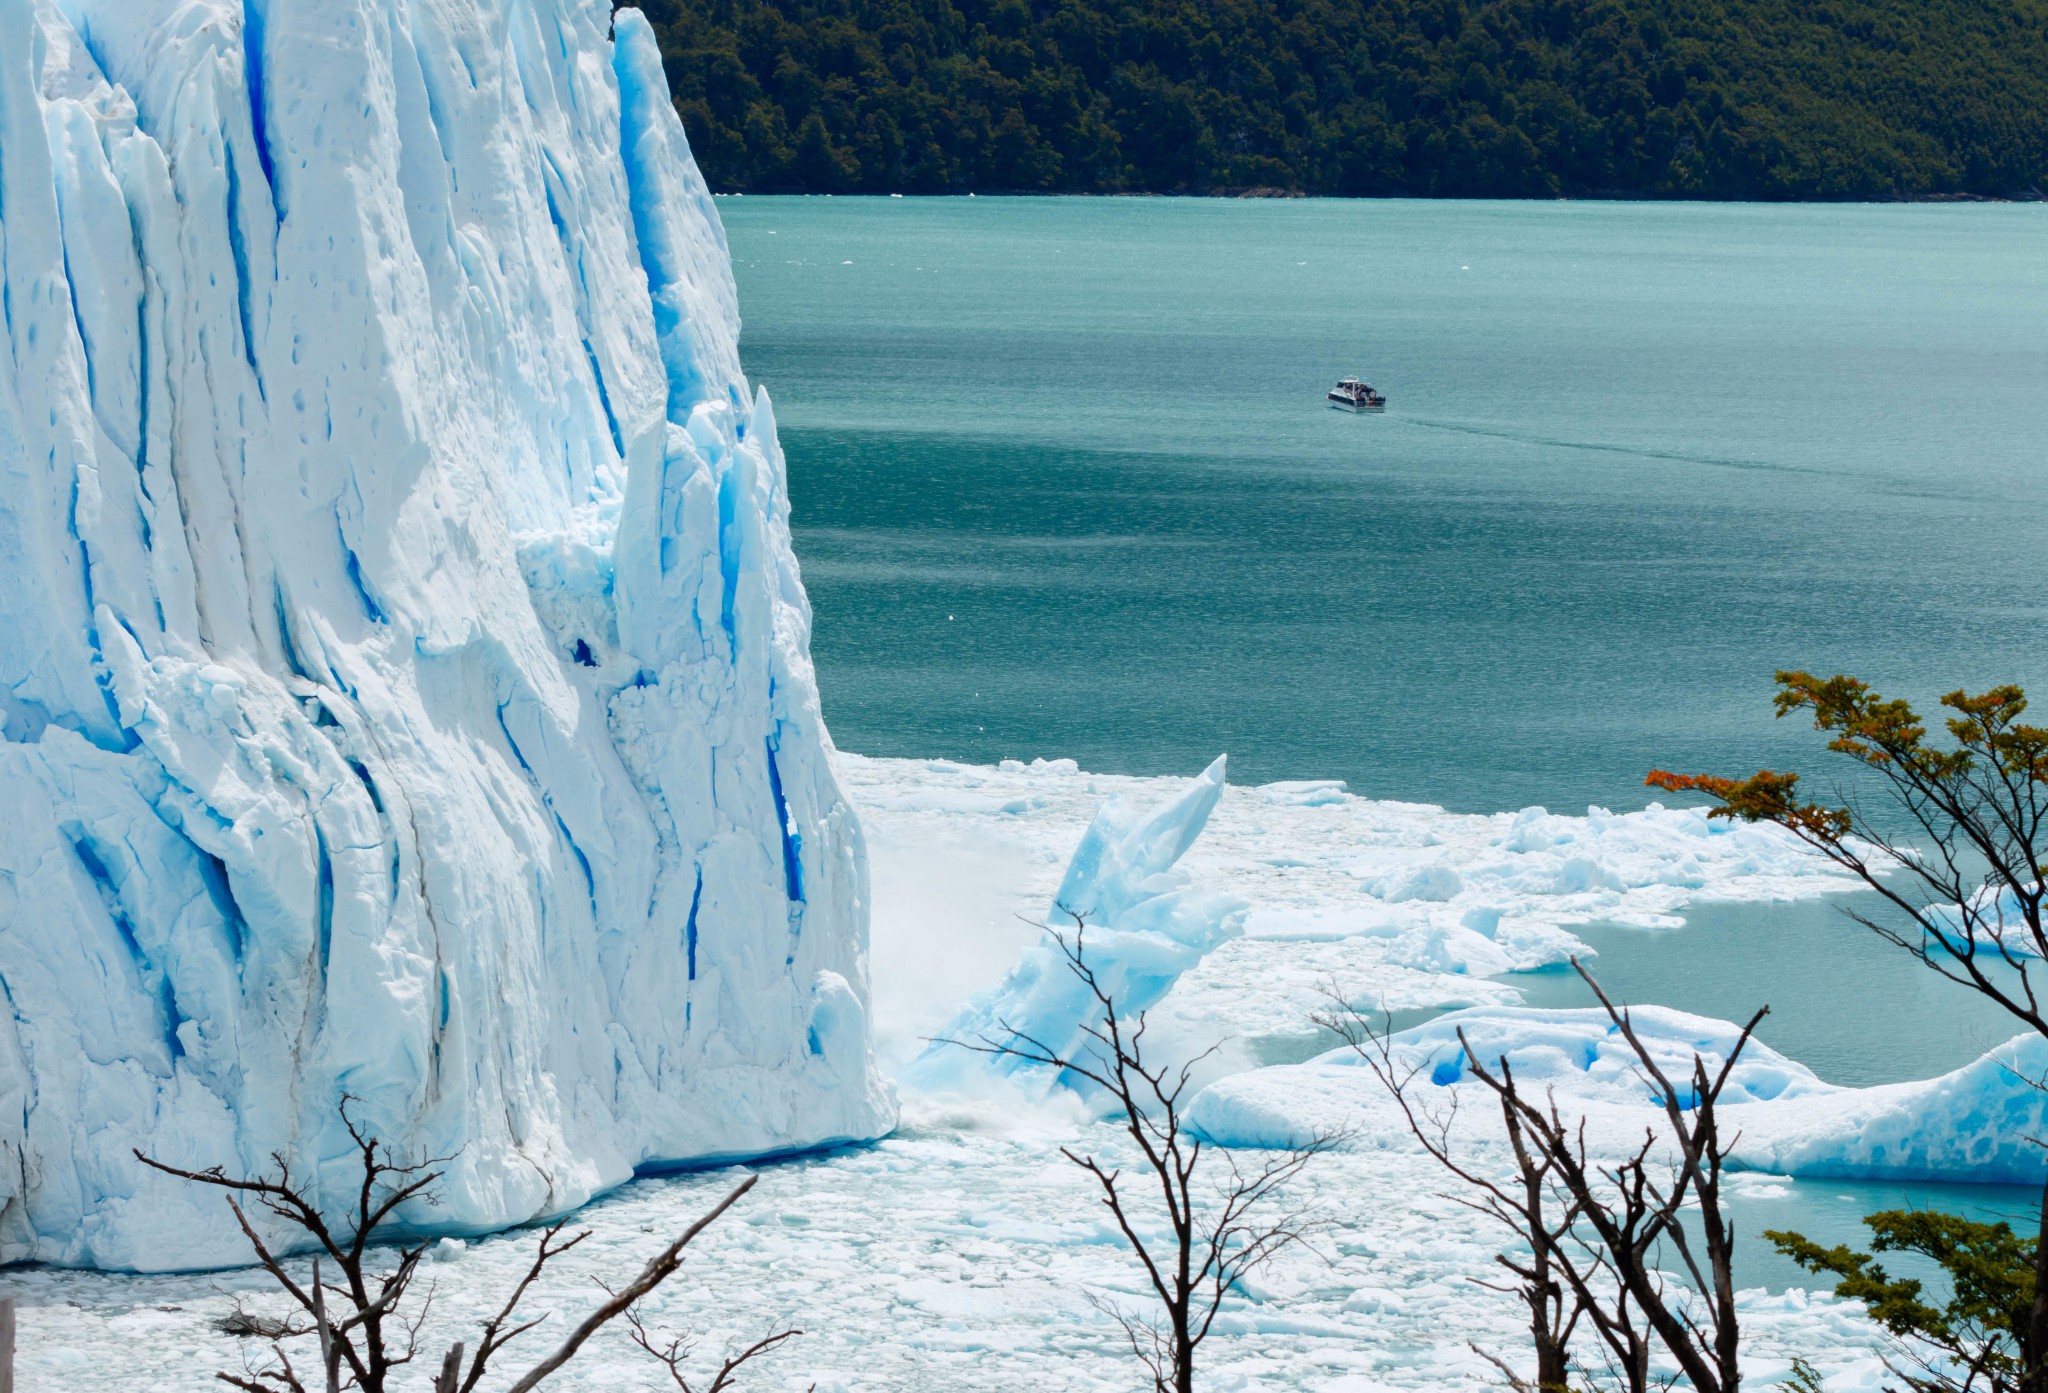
[726,197,2048,814]
[722,197,2048,1278]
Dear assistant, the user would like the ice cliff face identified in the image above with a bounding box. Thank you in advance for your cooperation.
[0,0,892,1270]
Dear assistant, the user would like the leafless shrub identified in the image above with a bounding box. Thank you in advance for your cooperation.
[939,921,1337,1393]
[138,1098,795,1393]
[1321,960,1760,1393]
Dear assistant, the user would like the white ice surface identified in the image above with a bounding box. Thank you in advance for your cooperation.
[1190,1006,2048,1186]
[10,1138,1897,1393]
[0,0,888,1270]
[847,753,1866,1071]
[900,756,1247,1100]
[14,754,1907,1389]
[1927,882,2048,959]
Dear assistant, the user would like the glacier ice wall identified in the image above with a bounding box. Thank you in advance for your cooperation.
[0,0,892,1269]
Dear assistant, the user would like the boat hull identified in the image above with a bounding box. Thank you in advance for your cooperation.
[1328,396,1385,412]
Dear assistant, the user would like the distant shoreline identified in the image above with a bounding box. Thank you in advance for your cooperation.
[712,188,2048,204]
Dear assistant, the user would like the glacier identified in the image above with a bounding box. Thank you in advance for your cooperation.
[0,0,891,1269]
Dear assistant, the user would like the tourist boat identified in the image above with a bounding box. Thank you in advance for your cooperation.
[1327,377,1386,412]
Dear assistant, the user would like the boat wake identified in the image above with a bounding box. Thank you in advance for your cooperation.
[1399,416,1821,475]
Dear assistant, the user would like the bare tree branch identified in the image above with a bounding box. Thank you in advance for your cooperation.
[1321,964,1759,1393]
[500,1176,758,1393]
[622,1307,804,1393]
[940,919,1334,1393]
[1650,674,2048,1390]
[141,1106,781,1393]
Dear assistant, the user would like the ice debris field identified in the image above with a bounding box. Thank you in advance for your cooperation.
[22,753,2046,1389]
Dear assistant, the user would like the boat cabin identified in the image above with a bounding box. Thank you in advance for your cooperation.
[1327,376,1387,412]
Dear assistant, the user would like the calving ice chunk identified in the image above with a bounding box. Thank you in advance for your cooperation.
[0,0,890,1269]
[903,756,1247,1099]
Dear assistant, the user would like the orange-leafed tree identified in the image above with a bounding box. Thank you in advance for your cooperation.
[1648,671,2048,1391]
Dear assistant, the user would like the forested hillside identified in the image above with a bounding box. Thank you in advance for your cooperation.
[633,0,2048,197]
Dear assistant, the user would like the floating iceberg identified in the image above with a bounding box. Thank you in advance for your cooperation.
[0,0,890,1269]
[1376,1005,1832,1106]
[1925,882,2048,959]
[902,756,1247,1099]
[1188,1005,2048,1185]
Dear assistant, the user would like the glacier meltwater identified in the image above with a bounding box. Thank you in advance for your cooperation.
[0,0,893,1269]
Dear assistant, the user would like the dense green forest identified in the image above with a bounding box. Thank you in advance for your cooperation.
[632,0,2048,197]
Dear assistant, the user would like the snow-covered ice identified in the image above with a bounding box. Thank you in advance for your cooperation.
[864,753,2046,1187]
[842,752,1867,1067]
[1926,881,2048,959]
[0,0,888,1269]
[1190,1005,2048,1186]
[8,1134,1899,1393]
